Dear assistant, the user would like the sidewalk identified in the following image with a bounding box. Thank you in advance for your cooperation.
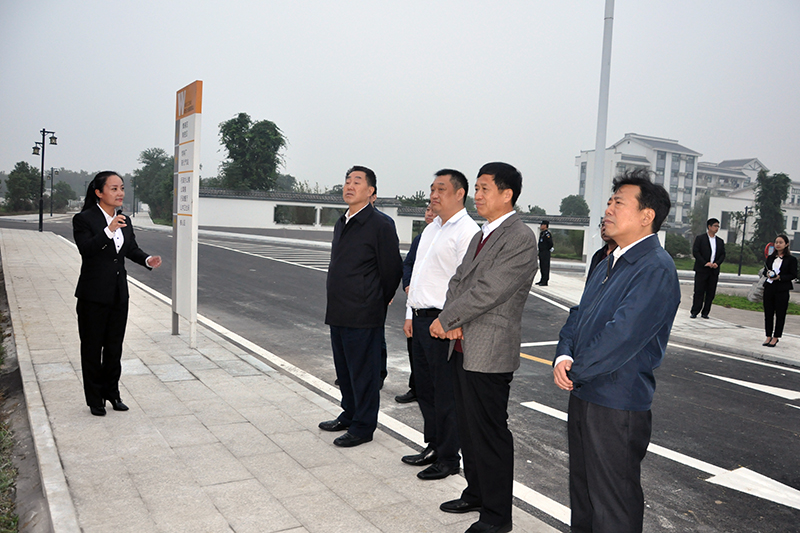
[0,228,559,533]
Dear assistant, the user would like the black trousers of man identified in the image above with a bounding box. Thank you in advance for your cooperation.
[406,337,416,393]
[76,294,128,408]
[452,350,514,527]
[568,394,652,533]
[691,268,720,317]
[412,314,459,467]
[539,250,551,284]
[330,325,382,439]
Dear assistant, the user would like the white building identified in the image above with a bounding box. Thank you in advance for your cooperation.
[708,179,800,246]
[577,133,702,227]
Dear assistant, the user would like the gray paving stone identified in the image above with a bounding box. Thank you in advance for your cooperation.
[152,414,218,448]
[205,478,300,533]
[184,397,247,427]
[208,421,281,457]
[240,451,328,499]
[173,442,253,487]
[149,362,196,382]
[280,489,381,533]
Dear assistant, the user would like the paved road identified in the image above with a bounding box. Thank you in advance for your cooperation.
[8,217,800,532]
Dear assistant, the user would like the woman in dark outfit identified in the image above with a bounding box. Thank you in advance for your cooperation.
[762,234,797,347]
[73,171,162,416]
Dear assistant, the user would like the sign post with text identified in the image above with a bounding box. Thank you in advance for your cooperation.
[172,81,203,347]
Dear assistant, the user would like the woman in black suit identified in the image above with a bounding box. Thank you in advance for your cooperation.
[73,171,162,416]
[762,234,797,347]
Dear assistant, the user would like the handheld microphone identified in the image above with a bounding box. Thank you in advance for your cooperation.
[116,209,123,218]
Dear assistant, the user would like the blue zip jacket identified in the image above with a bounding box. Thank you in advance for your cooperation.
[556,234,680,411]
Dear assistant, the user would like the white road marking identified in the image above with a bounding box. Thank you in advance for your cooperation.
[201,240,329,273]
[520,341,559,347]
[662,342,800,374]
[697,372,800,400]
[528,290,571,312]
[521,400,800,510]
[788,404,800,410]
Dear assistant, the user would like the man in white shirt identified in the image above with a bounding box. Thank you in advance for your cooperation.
[401,169,480,480]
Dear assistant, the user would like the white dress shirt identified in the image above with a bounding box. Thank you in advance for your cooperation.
[481,210,515,242]
[708,233,717,264]
[99,204,124,253]
[406,208,480,318]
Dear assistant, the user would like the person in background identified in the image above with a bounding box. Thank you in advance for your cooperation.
[396,203,436,404]
[762,234,797,347]
[73,171,162,417]
[536,220,553,286]
[586,214,617,280]
[690,218,725,319]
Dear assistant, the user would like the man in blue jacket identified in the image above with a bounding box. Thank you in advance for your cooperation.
[319,166,403,447]
[553,169,680,533]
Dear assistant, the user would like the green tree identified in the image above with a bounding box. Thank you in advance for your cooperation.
[51,181,77,211]
[327,184,343,196]
[527,205,546,215]
[665,233,691,258]
[397,191,429,207]
[559,194,589,216]
[134,148,174,222]
[690,191,710,238]
[4,161,40,212]
[218,113,287,190]
[751,169,791,251]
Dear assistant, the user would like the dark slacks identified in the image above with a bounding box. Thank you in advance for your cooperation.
[406,337,416,392]
[330,325,382,439]
[568,394,652,533]
[691,269,720,316]
[539,251,551,284]
[763,283,790,338]
[452,350,514,526]
[412,315,459,467]
[76,295,129,408]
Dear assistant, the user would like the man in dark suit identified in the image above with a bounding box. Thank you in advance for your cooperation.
[318,166,403,448]
[431,162,538,533]
[691,218,725,319]
[553,169,681,533]
[535,220,553,286]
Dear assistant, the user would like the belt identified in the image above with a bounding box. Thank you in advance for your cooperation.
[412,308,441,318]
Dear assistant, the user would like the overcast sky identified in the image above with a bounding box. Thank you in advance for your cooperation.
[2,0,798,214]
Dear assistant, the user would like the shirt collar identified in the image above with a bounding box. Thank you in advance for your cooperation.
[345,202,369,223]
[435,207,469,228]
[482,210,515,239]
[613,233,654,262]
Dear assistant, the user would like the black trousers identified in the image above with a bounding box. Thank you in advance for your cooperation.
[330,325,382,439]
[539,251,551,283]
[763,283,790,338]
[568,395,652,533]
[691,269,720,316]
[412,315,459,467]
[76,295,129,408]
[452,350,514,526]
[406,337,416,392]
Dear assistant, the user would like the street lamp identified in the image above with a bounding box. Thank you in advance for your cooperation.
[49,167,59,216]
[31,129,57,232]
[737,205,750,276]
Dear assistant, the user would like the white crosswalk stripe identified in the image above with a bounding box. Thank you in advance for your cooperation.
[201,239,332,271]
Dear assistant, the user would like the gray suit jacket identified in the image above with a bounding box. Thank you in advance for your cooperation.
[438,213,538,373]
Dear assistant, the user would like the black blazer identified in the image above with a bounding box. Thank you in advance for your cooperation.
[693,233,726,272]
[73,206,150,305]
[764,254,798,292]
[325,203,403,329]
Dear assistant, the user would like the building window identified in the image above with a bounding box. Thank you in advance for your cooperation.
[793,217,799,231]
[656,151,666,171]
[720,211,731,230]
[671,153,680,166]
[686,156,695,172]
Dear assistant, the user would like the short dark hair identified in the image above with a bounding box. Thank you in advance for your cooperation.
[82,171,122,212]
[477,162,522,206]
[611,168,671,233]
[435,168,468,206]
[345,165,376,192]
[707,218,720,228]
[541,220,549,227]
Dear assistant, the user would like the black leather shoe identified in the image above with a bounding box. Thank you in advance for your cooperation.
[333,432,372,447]
[701,315,709,319]
[402,445,437,466]
[90,406,106,417]
[535,282,548,286]
[690,313,697,319]
[108,399,129,411]
[417,462,459,480]
[395,390,417,403]
[440,498,481,514]
[465,520,512,533]
[318,419,349,432]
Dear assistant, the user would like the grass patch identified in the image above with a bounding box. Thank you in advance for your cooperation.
[672,257,762,275]
[713,293,800,315]
[151,217,172,226]
[0,309,17,532]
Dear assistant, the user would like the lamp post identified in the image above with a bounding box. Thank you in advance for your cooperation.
[738,205,750,276]
[49,167,59,216]
[32,129,57,232]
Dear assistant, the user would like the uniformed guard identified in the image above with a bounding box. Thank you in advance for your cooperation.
[536,220,553,286]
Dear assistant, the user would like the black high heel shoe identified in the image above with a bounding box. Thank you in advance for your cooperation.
[107,399,129,411]
[767,338,779,347]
